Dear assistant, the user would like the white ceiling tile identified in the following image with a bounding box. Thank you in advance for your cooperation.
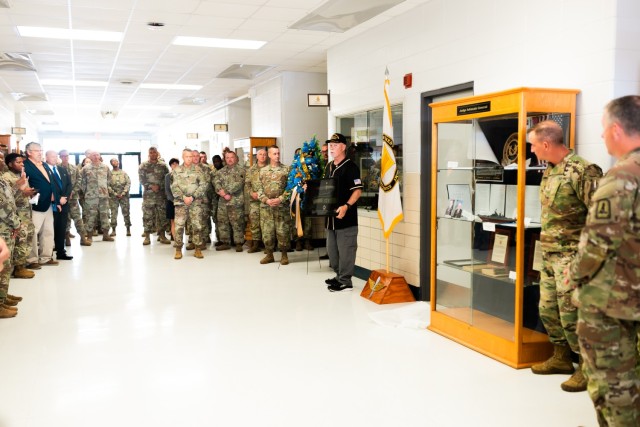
[194,2,261,17]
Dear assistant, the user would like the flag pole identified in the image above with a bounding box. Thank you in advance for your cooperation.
[386,237,390,273]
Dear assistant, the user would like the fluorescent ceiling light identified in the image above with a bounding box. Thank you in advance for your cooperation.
[173,36,265,50]
[17,26,123,42]
[140,83,202,90]
[41,79,108,87]
[122,105,171,110]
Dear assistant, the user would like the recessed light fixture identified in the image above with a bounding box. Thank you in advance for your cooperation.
[173,36,266,50]
[140,83,202,90]
[40,79,108,87]
[17,26,123,42]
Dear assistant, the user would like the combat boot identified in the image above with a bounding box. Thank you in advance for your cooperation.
[216,243,230,251]
[295,239,303,251]
[531,344,575,375]
[126,227,131,236]
[7,294,22,302]
[12,266,35,279]
[304,239,313,251]
[102,230,114,242]
[0,306,17,318]
[561,357,587,392]
[247,240,260,253]
[185,243,196,250]
[143,233,151,246]
[68,232,76,238]
[158,231,170,245]
[260,251,275,264]
[93,228,99,236]
[80,235,92,246]
[2,304,17,312]
[194,248,204,259]
[235,244,243,252]
[65,232,71,247]
[110,227,116,236]
[86,233,93,243]
[174,248,183,260]
[280,250,289,265]
[3,297,18,306]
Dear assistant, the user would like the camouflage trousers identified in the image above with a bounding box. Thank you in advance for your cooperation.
[84,197,111,234]
[217,203,245,245]
[12,218,34,267]
[260,205,290,251]
[211,196,219,241]
[142,198,169,234]
[539,251,579,353]
[577,306,640,426]
[248,201,262,241]
[0,229,15,301]
[66,197,85,235]
[109,196,131,228]
[174,203,205,248]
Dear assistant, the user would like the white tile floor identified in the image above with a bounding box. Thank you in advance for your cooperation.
[0,200,596,427]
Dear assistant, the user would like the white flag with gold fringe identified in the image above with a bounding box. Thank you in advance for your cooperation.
[377,68,403,239]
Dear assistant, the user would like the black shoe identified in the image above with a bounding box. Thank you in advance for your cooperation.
[328,282,353,292]
[57,254,74,260]
[319,254,329,260]
[325,277,339,285]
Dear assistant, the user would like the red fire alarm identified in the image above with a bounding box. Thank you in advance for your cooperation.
[403,73,412,89]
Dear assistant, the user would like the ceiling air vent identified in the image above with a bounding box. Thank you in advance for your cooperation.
[0,52,36,71]
[216,64,273,80]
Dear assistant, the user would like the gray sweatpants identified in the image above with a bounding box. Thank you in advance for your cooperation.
[326,225,358,286]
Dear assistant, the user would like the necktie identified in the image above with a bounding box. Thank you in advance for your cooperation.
[52,166,62,187]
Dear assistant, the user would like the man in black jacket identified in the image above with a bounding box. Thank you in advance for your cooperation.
[23,142,58,267]
[45,150,73,260]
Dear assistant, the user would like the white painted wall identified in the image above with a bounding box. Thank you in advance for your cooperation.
[326,0,640,286]
[251,72,327,164]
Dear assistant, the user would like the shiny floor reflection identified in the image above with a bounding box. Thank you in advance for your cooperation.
[0,200,596,427]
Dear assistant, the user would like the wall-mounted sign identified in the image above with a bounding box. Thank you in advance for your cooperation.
[186,133,198,139]
[307,93,330,107]
[457,101,491,116]
[214,124,228,132]
[11,127,26,135]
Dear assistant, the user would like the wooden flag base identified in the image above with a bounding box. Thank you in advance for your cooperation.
[361,269,416,304]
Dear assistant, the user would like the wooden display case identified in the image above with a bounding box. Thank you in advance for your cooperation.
[428,87,579,368]
[248,137,276,165]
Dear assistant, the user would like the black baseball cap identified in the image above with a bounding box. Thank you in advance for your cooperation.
[329,133,347,144]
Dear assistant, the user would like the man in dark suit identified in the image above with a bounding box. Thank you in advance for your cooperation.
[23,142,58,267]
[45,150,73,260]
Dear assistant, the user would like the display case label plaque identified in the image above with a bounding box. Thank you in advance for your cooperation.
[457,101,491,116]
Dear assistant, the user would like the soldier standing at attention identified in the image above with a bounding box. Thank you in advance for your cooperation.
[171,149,208,259]
[3,154,36,279]
[81,150,114,243]
[245,148,267,253]
[191,150,212,247]
[0,170,23,317]
[256,145,291,265]
[59,150,90,246]
[108,158,131,237]
[139,147,170,246]
[528,120,602,392]
[568,95,640,426]
[213,151,245,252]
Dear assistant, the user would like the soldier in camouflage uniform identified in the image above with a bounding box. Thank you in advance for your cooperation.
[108,158,131,236]
[171,149,208,259]
[213,151,246,252]
[245,148,267,253]
[81,150,114,243]
[210,155,224,245]
[139,147,170,245]
[0,175,21,318]
[528,120,603,392]
[256,146,291,265]
[59,150,89,246]
[3,154,36,280]
[191,150,212,247]
[569,96,640,426]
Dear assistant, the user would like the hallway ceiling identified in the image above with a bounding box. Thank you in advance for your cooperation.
[0,0,426,136]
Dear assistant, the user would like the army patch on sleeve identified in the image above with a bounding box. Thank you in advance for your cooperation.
[595,199,611,220]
